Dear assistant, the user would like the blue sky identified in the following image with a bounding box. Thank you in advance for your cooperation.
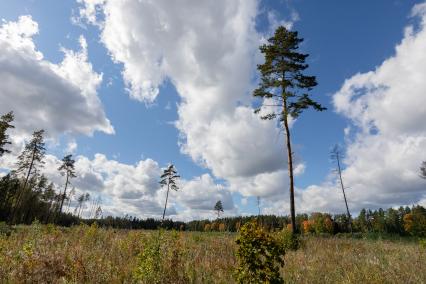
[1,0,425,220]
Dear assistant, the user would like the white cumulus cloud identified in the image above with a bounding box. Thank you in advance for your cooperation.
[0,15,113,142]
[298,3,426,214]
[76,0,298,203]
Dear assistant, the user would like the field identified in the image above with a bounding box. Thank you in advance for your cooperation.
[0,223,425,283]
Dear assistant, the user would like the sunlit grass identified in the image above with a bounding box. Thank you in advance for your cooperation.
[0,223,424,283]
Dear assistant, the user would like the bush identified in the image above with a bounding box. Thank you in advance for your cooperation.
[419,238,426,249]
[279,228,302,251]
[235,221,285,284]
[133,232,163,284]
[0,222,12,236]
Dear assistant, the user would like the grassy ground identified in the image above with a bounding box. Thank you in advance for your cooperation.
[0,223,424,283]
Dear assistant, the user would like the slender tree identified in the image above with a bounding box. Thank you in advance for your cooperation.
[0,111,14,157]
[253,26,326,233]
[58,154,76,214]
[42,182,56,222]
[330,144,353,234]
[214,200,224,218]
[89,196,102,218]
[159,164,180,223]
[65,186,76,213]
[420,161,426,179]
[13,130,46,221]
[94,205,103,219]
[75,192,90,218]
[257,196,261,216]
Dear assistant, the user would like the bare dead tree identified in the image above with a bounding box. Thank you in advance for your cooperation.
[330,144,353,234]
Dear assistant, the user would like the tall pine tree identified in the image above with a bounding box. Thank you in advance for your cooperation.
[58,154,77,214]
[13,130,46,221]
[159,164,180,223]
[253,26,325,233]
[214,200,224,218]
[0,111,14,157]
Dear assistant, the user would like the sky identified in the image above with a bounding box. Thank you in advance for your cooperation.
[0,0,426,220]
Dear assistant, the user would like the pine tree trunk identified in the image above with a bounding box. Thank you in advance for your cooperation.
[336,152,353,234]
[162,180,170,223]
[13,148,36,223]
[283,104,296,234]
[58,173,69,214]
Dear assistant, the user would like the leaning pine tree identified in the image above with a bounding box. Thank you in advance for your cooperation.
[330,144,353,234]
[13,129,46,222]
[159,164,180,223]
[253,26,326,233]
[58,154,77,214]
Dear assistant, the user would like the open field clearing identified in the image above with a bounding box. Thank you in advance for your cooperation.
[0,224,424,283]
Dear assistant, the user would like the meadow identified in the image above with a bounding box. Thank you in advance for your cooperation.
[0,223,425,283]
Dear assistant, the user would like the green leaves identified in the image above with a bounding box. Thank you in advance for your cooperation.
[235,221,285,284]
[253,25,325,122]
[58,155,77,178]
[159,164,180,191]
[0,111,14,157]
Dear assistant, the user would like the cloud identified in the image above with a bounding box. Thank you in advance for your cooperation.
[297,3,426,214]
[37,152,236,220]
[177,174,234,211]
[76,0,299,201]
[0,15,113,143]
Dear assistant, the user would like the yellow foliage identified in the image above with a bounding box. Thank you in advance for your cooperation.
[324,217,334,234]
[302,220,311,234]
[235,222,241,232]
[204,224,211,232]
[403,213,413,233]
[211,222,218,231]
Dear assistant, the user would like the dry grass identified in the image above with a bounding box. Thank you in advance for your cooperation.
[283,238,425,284]
[0,223,424,283]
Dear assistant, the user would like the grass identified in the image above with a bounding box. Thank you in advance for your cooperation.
[0,223,424,283]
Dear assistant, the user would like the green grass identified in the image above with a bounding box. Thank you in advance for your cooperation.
[0,224,424,283]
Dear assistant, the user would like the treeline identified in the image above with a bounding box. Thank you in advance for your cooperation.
[186,206,426,237]
[0,112,95,225]
[84,216,185,230]
[1,111,426,237]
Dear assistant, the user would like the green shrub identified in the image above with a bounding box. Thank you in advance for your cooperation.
[419,238,426,249]
[133,232,163,284]
[235,221,285,284]
[278,228,302,251]
[0,222,12,236]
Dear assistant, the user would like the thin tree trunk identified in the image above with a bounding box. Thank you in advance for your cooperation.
[58,173,69,214]
[257,196,261,216]
[78,203,82,218]
[283,102,296,234]
[13,149,36,223]
[46,199,53,223]
[336,152,353,234]
[162,180,170,223]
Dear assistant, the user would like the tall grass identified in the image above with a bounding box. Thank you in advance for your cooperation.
[0,223,424,283]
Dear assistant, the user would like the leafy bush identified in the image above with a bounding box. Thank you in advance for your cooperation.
[235,221,285,284]
[419,238,426,249]
[133,232,163,284]
[278,228,302,251]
